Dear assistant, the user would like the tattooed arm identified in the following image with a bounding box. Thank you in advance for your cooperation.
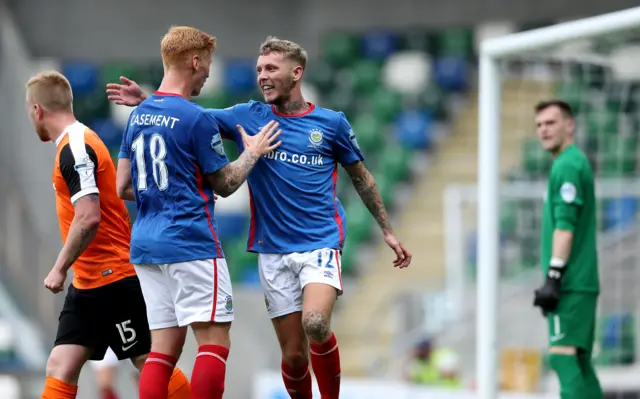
[344,162,393,234]
[205,150,262,197]
[53,194,101,272]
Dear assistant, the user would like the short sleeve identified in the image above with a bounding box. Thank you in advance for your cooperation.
[192,111,230,175]
[208,107,241,143]
[551,162,583,231]
[59,143,100,204]
[333,112,365,166]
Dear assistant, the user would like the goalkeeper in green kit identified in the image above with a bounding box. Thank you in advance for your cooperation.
[532,100,603,399]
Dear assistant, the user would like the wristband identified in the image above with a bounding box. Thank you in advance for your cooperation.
[548,258,566,281]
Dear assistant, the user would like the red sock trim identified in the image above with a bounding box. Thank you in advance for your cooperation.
[281,360,310,380]
[196,345,229,365]
[146,352,178,368]
[310,332,338,355]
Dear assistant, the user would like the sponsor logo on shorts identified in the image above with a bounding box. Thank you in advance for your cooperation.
[225,295,233,313]
[102,269,113,277]
[323,271,334,279]
[550,333,566,343]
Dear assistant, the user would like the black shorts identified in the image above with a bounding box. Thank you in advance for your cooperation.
[54,276,151,361]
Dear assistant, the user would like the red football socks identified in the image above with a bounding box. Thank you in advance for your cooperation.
[139,352,177,399]
[310,333,341,399]
[190,344,229,399]
[281,359,312,398]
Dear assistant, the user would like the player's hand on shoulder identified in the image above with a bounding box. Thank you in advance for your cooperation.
[237,121,282,157]
[106,76,145,107]
[384,232,412,269]
[44,267,67,294]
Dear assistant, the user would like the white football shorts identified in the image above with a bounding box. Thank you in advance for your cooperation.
[134,259,234,329]
[258,248,343,319]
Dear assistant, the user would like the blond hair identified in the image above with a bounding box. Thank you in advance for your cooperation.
[161,26,216,69]
[259,36,308,70]
[25,70,73,112]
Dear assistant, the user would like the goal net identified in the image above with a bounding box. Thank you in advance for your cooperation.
[442,10,640,398]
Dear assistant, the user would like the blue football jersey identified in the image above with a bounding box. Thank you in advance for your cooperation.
[118,92,229,264]
[209,101,364,253]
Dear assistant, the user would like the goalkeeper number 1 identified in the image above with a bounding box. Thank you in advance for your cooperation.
[532,100,603,399]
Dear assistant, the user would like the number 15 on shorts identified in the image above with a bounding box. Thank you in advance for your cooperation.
[116,320,138,351]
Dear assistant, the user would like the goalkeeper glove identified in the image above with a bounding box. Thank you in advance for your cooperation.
[533,258,564,313]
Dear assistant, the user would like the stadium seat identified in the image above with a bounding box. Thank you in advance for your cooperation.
[432,56,469,93]
[361,30,399,61]
[399,28,436,54]
[382,51,431,95]
[322,32,359,68]
[368,88,403,123]
[223,59,256,94]
[349,60,382,95]
[394,110,434,150]
[436,27,474,58]
[345,201,374,245]
[62,61,99,96]
[378,145,411,183]
[374,173,395,209]
[350,113,385,154]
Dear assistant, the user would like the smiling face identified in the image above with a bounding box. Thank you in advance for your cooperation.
[256,51,302,105]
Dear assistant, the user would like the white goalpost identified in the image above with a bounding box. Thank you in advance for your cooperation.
[477,7,640,399]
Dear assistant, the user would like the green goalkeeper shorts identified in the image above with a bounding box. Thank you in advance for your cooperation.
[547,293,598,352]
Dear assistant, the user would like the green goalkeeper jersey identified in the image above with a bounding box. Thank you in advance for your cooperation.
[541,144,599,294]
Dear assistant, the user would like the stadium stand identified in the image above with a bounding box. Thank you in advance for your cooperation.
[6,0,640,396]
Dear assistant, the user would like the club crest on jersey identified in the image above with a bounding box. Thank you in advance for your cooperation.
[211,133,225,156]
[308,129,324,148]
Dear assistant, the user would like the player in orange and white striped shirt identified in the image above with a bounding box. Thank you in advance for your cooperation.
[26,71,190,399]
